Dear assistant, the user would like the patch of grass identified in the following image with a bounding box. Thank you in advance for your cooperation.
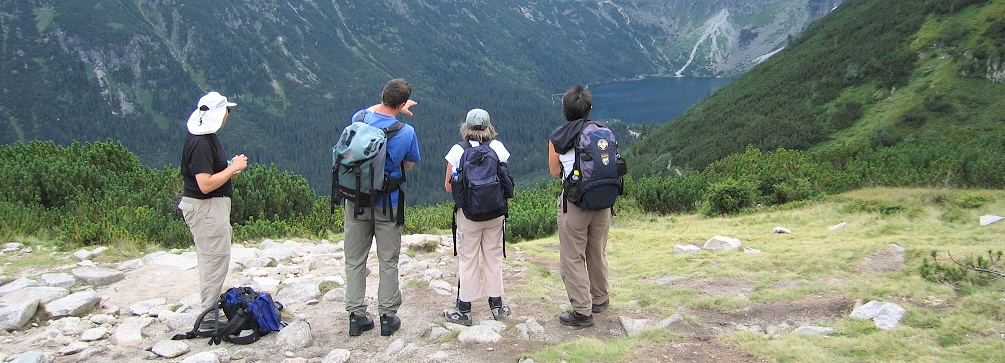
[319,281,341,295]
[519,187,1005,362]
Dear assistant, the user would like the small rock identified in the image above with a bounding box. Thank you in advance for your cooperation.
[672,245,701,254]
[793,325,835,336]
[980,215,1005,226]
[828,222,848,230]
[702,236,742,251]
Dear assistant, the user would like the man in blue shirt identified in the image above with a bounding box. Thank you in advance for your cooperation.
[344,78,421,337]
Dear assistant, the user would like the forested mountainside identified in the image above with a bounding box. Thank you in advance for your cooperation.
[629,0,1005,178]
[0,0,838,204]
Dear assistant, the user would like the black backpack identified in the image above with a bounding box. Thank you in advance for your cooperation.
[563,121,627,212]
[450,141,514,256]
[332,110,407,226]
[173,286,285,345]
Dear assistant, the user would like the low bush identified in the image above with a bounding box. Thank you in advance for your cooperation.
[630,172,707,215]
[704,178,757,216]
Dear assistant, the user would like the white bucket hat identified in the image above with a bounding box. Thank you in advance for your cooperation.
[187,91,237,135]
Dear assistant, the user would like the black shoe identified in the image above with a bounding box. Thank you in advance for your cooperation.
[559,311,595,327]
[380,314,401,336]
[444,310,472,326]
[488,297,510,320]
[591,300,609,314]
[490,304,511,320]
[348,313,374,336]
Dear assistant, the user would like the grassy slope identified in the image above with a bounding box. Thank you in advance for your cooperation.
[628,0,1005,179]
[514,188,1005,362]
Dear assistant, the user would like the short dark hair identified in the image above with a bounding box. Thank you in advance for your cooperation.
[562,85,591,121]
[381,78,412,108]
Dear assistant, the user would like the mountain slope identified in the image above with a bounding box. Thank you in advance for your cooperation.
[629,0,1005,177]
[0,0,836,204]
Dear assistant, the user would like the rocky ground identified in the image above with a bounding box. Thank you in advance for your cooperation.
[0,235,908,363]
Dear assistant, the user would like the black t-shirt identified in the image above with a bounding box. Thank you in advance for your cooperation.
[181,133,233,198]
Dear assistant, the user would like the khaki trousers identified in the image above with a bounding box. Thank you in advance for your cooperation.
[343,200,403,317]
[179,196,233,310]
[455,212,505,303]
[557,197,611,316]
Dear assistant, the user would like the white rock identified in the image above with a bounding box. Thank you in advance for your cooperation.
[152,340,191,358]
[618,316,651,337]
[80,327,107,341]
[39,273,75,288]
[43,290,100,318]
[0,299,39,331]
[702,236,742,252]
[457,325,501,344]
[828,222,848,230]
[772,226,792,234]
[980,215,1005,226]
[793,325,835,335]
[57,341,88,356]
[673,245,701,254]
[111,317,153,347]
[850,300,906,330]
[129,297,167,316]
[71,249,92,261]
[322,349,351,363]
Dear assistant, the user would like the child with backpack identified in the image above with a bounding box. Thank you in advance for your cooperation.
[547,85,625,327]
[443,108,514,325]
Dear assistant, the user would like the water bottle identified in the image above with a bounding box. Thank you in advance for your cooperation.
[450,170,460,183]
[570,169,580,182]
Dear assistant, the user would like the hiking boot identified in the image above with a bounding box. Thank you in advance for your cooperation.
[348,313,374,336]
[488,297,510,320]
[591,299,609,314]
[380,314,401,336]
[444,310,472,326]
[559,311,595,327]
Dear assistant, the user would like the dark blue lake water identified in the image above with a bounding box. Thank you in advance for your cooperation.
[588,77,734,124]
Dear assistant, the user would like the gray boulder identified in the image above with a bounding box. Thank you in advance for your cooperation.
[71,267,124,286]
[0,299,39,331]
[43,290,100,318]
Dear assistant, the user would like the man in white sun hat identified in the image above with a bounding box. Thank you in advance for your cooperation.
[177,91,248,318]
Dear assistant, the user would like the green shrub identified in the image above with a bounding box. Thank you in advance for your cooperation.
[231,164,317,225]
[704,178,757,216]
[953,194,987,209]
[506,180,561,241]
[630,172,707,215]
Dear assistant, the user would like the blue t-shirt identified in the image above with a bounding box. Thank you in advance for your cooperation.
[350,109,421,207]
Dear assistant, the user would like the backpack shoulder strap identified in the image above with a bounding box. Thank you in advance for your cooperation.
[383,121,404,137]
[171,303,220,340]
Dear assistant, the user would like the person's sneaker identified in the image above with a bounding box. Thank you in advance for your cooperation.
[444,310,472,326]
[380,314,401,336]
[348,313,374,336]
[559,311,595,327]
[490,304,511,320]
[591,300,609,314]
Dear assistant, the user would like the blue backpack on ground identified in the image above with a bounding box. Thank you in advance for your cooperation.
[173,286,285,345]
[332,110,406,225]
[563,121,627,212]
[450,141,514,256]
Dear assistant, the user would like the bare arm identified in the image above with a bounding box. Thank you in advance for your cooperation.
[195,154,248,194]
[444,163,454,192]
[548,141,562,177]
